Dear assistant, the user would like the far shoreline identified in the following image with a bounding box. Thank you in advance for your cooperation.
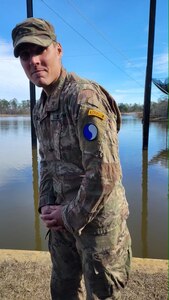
[0,112,168,122]
[0,113,30,117]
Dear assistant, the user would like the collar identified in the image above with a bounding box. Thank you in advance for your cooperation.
[39,67,67,115]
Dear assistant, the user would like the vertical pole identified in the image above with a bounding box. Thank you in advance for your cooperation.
[26,0,37,147]
[32,147,41,250]
[26,0,40,249]
[143,0,156,150]
[141,150,148,258]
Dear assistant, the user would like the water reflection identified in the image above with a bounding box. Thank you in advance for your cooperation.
[141,150,148,258]
[0,116,31,133]
[0,115,167,258]
[149,149,168,168]
[32,147,41,250]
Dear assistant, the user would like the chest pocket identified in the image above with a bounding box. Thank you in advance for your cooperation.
[35,113,54,156]
[50,111,80,162]
[50,112,62,160]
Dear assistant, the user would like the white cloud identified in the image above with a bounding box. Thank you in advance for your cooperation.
[0,39,42,101]
[0,38,167,104]
[153,52,168,75]
[125,51,168,78]
[115,51,168,104]
[0,40,13,56]
[113,87,144,104]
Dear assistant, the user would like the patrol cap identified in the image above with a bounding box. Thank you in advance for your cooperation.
[12,17,57,57]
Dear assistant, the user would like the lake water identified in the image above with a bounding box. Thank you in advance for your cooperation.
[0,115,168,259]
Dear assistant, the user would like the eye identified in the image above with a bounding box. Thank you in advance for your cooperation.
[19,50,30,61]
[35,46,46,55]
[19,46,46,61]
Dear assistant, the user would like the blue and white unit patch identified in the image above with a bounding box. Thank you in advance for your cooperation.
[83,123,98,141]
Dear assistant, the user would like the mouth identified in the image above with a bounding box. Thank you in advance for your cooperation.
[31,69,46,76]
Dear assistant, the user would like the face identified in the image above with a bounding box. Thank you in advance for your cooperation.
[19,42,62,90]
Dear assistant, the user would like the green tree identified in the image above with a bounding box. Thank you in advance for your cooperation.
[150,98,168,118]
[9,98,18,114]
[0,99,10,114]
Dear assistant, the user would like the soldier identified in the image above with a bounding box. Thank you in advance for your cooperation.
[12,18,132,300]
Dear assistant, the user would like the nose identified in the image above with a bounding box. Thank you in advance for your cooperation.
[29,54,40,65]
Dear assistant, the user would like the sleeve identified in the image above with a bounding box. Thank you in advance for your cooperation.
[61,89,122,234]
[38,149,56,213]
[33,103,56,213]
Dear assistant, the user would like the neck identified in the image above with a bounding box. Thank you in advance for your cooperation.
[43,67,62,96]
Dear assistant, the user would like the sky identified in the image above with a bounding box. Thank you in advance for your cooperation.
[0,0,168,104]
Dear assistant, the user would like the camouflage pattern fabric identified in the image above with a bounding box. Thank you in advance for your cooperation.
[33,67,131,299]
[48,225,131,299]
[12,17,57,57]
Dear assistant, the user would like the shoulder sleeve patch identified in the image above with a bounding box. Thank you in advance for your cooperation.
[83,123,98,141]
[88,109,106,120]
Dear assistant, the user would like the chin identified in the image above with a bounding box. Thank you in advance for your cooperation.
[35,82,44,87]
[33,79,47,88]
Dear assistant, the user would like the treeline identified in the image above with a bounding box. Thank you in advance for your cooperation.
[0,98,30,115]
[0,97,168,119]
[150,99,168,119]
[118,102,143,113]
[119,98,168,119]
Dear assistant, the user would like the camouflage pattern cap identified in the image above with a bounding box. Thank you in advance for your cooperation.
[12,17,57,57]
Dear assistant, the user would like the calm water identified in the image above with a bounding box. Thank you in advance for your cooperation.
[0,115,168,259]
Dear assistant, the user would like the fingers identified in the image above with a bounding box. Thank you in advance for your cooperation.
[48,205,59,210]
[41,206,51,214]
[40,205,64,229]
[45,220,57,227]
[41,215,57,227]
[40,213,62,228]
[41,214,53,221]
[41,205,59,215]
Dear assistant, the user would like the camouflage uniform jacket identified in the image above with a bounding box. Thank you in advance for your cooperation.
[33,67,129,235]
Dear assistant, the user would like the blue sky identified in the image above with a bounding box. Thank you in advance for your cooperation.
[0,0,168,104]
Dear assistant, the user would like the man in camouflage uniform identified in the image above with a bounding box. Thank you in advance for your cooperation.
[12,18,131,300]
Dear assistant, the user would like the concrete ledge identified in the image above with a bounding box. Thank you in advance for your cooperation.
[0,250,168,299]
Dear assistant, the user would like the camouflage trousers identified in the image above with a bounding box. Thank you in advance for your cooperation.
[48,225,131,300]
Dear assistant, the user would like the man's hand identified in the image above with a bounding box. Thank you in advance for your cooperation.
[41,205,55,215]
[41,205,65,231]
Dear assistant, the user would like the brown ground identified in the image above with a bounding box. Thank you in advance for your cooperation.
[0,250,168,300]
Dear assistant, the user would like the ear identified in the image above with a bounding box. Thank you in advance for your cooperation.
[56,42,63,57]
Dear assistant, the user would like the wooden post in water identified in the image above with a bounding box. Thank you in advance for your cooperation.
[143,0,156,150]
[26,0,41,248]
[141,150,148,257]
[26,0,37,147]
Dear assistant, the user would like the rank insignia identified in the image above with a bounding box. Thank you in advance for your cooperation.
[83,123,98,141]
[88,109,105,120]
